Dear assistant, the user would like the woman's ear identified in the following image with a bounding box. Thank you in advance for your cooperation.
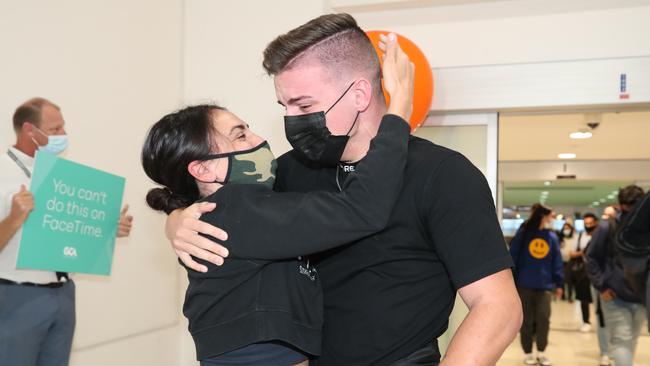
[188,158,227,183]
[188,160,212,181]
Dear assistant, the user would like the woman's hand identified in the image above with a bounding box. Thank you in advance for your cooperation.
[165,202,229,272]
[378,33,415,122]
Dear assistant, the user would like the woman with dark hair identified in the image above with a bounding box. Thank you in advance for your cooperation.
[142,37,414,365]
[509,203,564,366]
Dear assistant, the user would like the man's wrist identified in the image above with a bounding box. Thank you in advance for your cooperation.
[5,214,24,229]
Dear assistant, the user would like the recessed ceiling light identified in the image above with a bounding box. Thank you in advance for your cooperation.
[593,202,600,206]
[569,131,593,139]
[607,194,615,199]
[544,181,552,186]
[541,191,549,195]
[600,198,606,203]
[558,153,577,159]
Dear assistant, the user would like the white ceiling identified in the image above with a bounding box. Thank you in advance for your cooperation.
[499,110,650,161]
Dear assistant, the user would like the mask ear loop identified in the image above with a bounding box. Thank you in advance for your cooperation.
[345,112,360,136]
[196,155,232,185]
[325,82,356,115]
[324,81,360,136]
[29,124,47,149]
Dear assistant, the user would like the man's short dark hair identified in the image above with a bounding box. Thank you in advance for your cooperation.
[618,185,645,206]
[582,213,598,221]
[262,13,383,98]
[12,97,60,132]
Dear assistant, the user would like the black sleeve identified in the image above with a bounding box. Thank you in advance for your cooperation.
[422,153,513,290]
[201,114,410,260]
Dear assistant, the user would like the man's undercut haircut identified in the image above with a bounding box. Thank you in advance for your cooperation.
[13,97,60,132]
[263,13,384,99]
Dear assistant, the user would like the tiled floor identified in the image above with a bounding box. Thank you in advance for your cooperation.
[497,299,650,365]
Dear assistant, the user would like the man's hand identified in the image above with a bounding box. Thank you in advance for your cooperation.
[378,32,414,122]
[166,202,229,272]
[601,288,616,302]
[555,287,564,300]
[117,204,134,238]
[0,185,34,252]
[10,185,34,225]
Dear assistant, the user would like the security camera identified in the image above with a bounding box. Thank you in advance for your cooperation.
[587,122,600,130]
[584,113,601,130]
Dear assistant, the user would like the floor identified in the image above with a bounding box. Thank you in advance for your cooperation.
[497,299,650,366]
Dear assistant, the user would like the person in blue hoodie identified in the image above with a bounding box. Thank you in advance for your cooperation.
[510,203,564,366]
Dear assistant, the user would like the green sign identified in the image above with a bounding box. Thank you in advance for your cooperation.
[17,152,125,275]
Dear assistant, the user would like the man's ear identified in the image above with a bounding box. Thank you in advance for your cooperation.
[353,78,372,113]
[22,121,36,136]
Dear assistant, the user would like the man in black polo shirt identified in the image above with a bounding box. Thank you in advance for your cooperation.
[166,14,521,366]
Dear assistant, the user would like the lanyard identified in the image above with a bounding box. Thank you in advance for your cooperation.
[7,149,68,281]
[6,149,31,178]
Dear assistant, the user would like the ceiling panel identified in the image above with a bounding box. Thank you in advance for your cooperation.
[503,180,633,207]
[499,110,650,161]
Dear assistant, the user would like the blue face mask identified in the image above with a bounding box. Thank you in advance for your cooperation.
[32,127,69,155]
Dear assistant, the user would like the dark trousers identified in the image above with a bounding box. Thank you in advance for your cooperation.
[518,287,552,353]
[580,300,590,324]
[563,262,574,300]
[0,280,76,366]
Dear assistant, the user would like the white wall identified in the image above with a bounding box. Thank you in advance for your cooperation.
[344,0,650,111]
[184,0,327,158]
[0,1,186,365]
[348,0,650,68]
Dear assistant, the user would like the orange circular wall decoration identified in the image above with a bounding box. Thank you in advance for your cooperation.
[366,30,434,131]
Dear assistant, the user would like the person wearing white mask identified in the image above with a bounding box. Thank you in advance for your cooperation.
[0,97,133,366]
[559,222,577,301]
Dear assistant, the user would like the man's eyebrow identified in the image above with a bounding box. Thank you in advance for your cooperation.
[277,95,312,107]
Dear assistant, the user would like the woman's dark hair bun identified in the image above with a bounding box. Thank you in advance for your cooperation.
[146,187,193,215]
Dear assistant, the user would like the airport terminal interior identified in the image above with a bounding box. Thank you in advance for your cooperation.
[1,0,650,365]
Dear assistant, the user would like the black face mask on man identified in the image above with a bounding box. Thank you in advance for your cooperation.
[585,225,597,234]
[284,82,360,166]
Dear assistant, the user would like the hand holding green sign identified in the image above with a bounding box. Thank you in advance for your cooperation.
[17,151,125,275]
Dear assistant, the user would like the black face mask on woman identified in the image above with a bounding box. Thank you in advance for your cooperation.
[284,82,360,166]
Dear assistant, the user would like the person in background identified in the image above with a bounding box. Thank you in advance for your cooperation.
[617,190,650,334]
[581,213,611,366]
[0,97,133,366]
[586,186,646,366]
[569,215,594,333]
[509,203,564,366]
[602,205,617,220]
[559,222,576,301]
